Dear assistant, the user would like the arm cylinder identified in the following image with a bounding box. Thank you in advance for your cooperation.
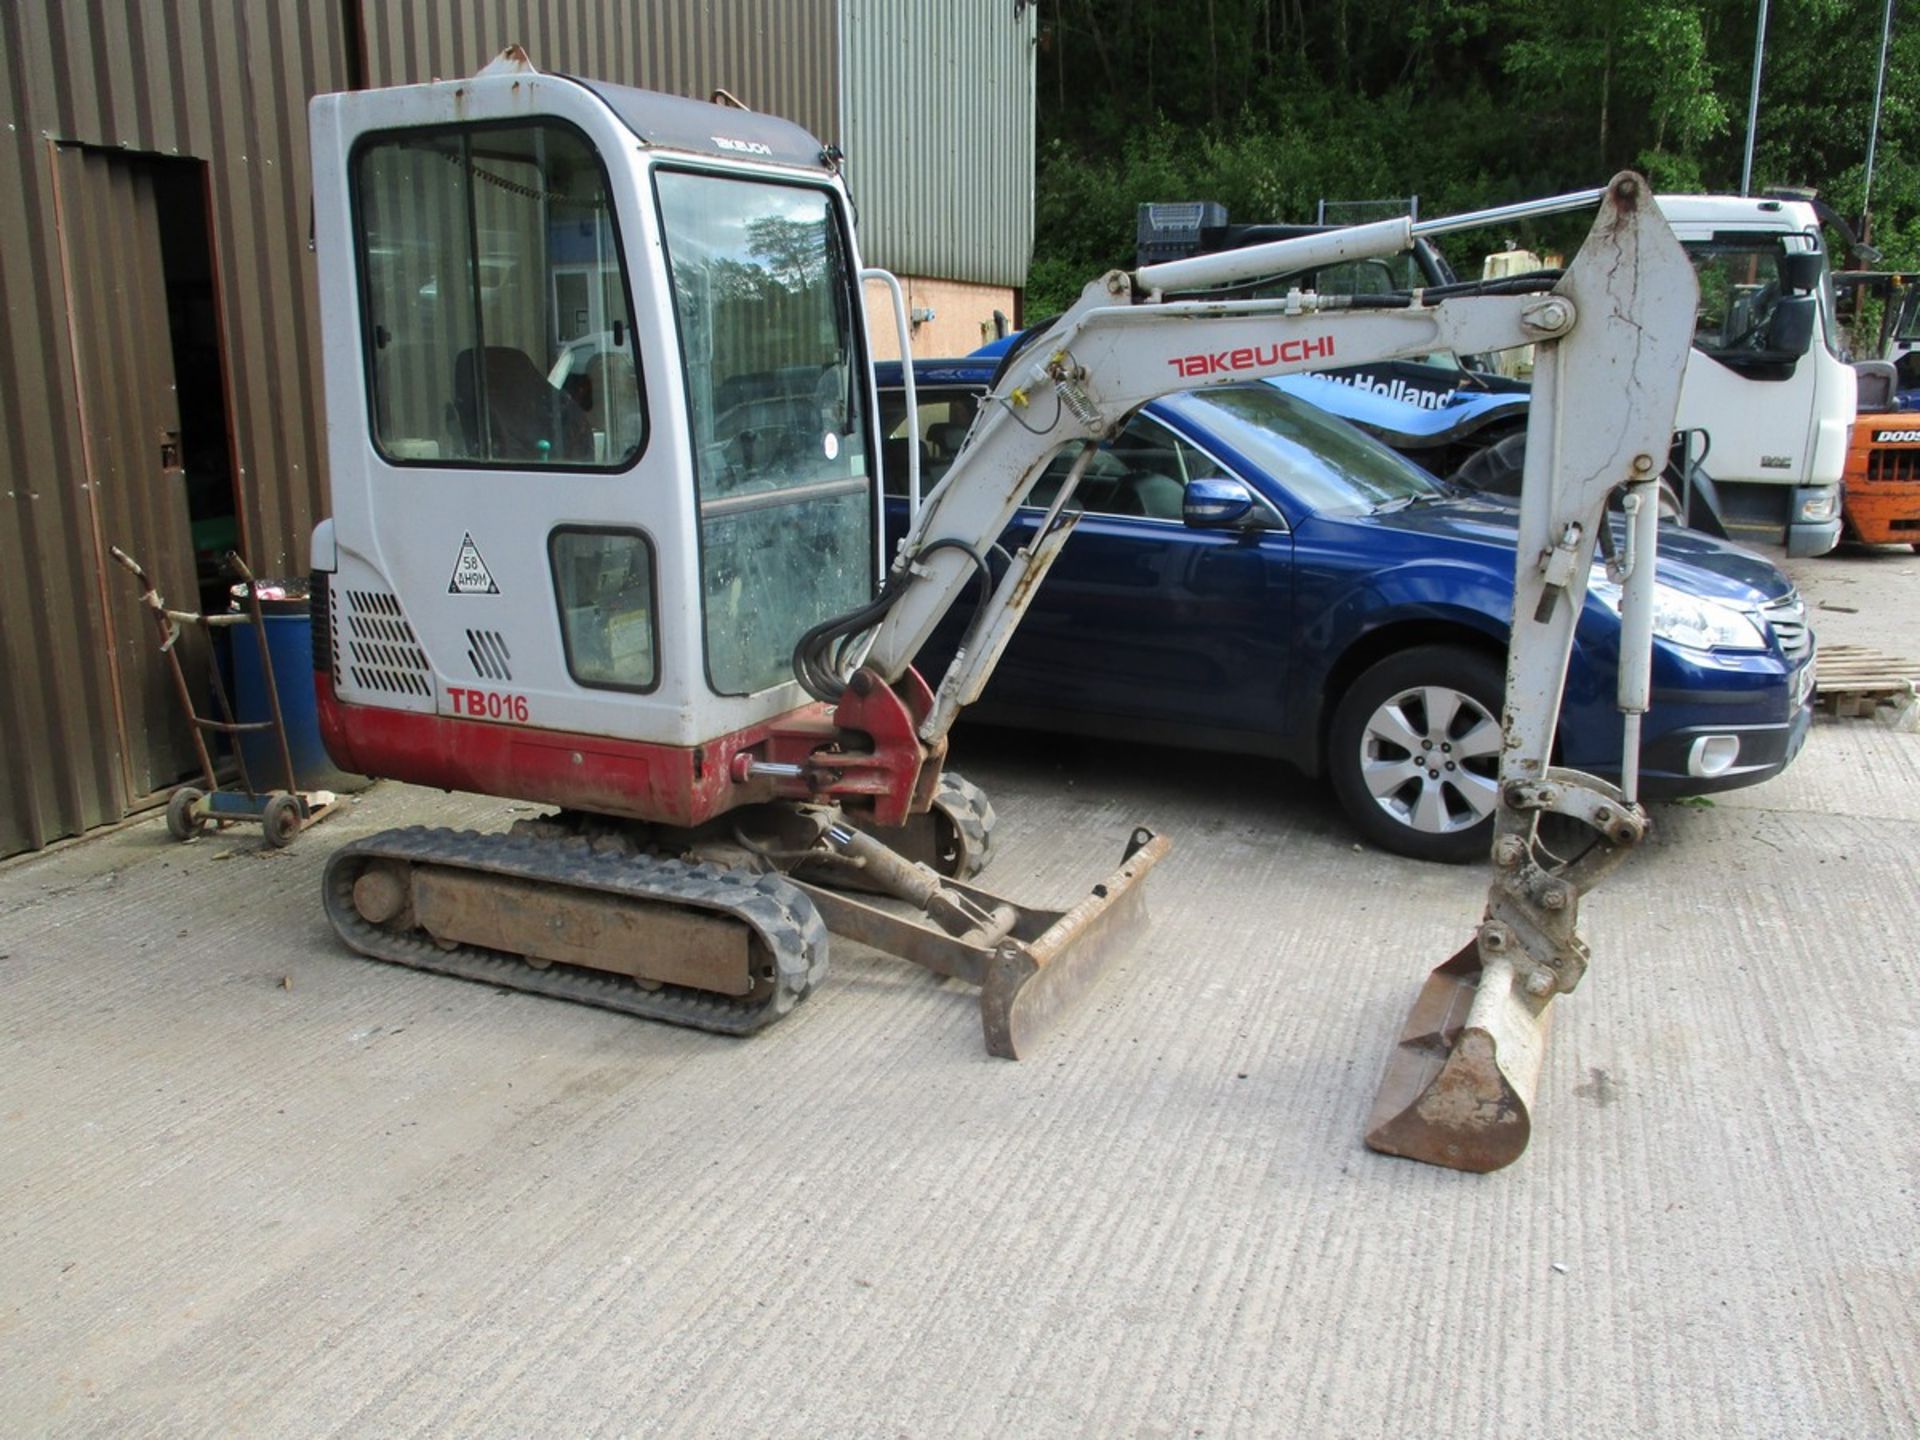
[1615,483,1662,801]
[1133,217,1412,294]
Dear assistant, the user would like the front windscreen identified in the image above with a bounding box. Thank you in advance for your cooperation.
[1168,384,1444,514]
[655,170,872,696]
[1685,235,1830,363]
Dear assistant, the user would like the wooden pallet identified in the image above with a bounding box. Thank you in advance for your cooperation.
[1814,643,1920,718]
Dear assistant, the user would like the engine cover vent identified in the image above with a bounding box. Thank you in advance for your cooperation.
[466,628,512,682]
[342,588,433,698]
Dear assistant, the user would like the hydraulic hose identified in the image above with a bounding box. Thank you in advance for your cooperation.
[791,537,997,703]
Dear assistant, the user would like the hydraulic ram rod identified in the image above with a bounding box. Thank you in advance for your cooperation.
[1132,186,1613,296]
[1411,188,1608,242]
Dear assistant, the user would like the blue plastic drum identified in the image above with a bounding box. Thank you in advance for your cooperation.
[228,583,368,793]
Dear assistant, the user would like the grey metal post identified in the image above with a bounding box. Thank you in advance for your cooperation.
[1863,0,1896,243]
[1741,0,1771,196]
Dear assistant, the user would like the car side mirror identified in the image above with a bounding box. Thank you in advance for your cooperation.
[1184,475,1256,528]
[1767,294,1817,356]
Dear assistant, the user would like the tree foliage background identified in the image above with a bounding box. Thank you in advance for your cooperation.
[1028,0,1920,312]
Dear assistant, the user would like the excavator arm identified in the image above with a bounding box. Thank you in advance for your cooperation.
[806,173,1697,1169]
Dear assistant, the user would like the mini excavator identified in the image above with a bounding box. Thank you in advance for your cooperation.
[306,51,1696,1170]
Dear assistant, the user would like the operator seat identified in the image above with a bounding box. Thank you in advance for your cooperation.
[454,345,592,463]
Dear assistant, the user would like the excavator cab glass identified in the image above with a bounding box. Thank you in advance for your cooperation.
[353,121,645,469]
[655,171,874,696]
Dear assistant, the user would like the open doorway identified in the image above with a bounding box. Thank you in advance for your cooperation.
[55,148,237,802]
[151,162,240,614]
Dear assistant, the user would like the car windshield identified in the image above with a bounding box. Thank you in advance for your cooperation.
[1165,384,1446,514]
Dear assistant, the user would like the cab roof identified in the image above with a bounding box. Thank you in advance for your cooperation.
[572,77,834,173]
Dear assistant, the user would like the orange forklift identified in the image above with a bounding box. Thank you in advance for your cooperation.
[1838,271,1920,549]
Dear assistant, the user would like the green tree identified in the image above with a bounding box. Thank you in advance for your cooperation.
[1026,0,1920,304]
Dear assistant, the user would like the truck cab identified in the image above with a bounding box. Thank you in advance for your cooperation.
[1658,194,1853,557]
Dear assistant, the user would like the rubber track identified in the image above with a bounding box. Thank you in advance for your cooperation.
[322,826,829,1034]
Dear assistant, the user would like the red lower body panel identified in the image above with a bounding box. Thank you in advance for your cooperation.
[314,669,937,829]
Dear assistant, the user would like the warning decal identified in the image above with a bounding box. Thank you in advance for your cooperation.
[448,533,501,595]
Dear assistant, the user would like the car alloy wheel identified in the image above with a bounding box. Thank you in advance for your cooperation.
[1328,644,1507,863]
[1358,684,1501,836]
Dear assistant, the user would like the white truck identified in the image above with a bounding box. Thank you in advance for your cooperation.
[1660,193,1853,557]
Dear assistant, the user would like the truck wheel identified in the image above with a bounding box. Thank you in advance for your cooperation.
[1328,645,1505,864]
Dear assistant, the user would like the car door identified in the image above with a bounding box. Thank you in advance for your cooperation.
[984,409,1295,739]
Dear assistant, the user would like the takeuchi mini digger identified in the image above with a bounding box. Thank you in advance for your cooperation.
[306,50,1697,1171]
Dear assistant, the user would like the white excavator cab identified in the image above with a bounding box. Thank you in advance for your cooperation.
[309,50,880,768]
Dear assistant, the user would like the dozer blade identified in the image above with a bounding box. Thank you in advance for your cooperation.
[979,828,1169,1059]
[794,826,1170,1060]
[1363,942,1552,1173]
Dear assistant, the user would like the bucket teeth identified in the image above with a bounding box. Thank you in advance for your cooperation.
[1364,943,1553,1174]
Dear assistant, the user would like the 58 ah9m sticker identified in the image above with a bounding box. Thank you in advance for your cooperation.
[449,533,501,595]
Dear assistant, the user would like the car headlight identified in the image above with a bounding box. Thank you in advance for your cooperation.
[1798,489,1838,522]
[1588,574,1770,651]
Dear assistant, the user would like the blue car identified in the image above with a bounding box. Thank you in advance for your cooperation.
[878,359,1816,862]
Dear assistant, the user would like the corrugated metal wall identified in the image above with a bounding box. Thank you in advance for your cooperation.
[0,7,122,855]
[12,0,355,578]
[356,1,840,145]
[839,1,1036,287]
[0,1,355,856]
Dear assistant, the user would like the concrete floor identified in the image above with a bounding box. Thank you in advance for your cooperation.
[3,544,1917,1438]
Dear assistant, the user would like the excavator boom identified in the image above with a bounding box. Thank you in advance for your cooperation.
[815,175,1696,1166]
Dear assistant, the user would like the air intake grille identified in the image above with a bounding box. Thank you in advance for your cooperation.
[466,628,512,682]
[343,589,433,698]
[1762,593,1811,661]
[1866,449,1920,482]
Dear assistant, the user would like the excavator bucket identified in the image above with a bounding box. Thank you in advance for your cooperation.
[1363,941,1553,1174]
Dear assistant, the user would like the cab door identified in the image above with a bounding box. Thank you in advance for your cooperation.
[341,114,660,744]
